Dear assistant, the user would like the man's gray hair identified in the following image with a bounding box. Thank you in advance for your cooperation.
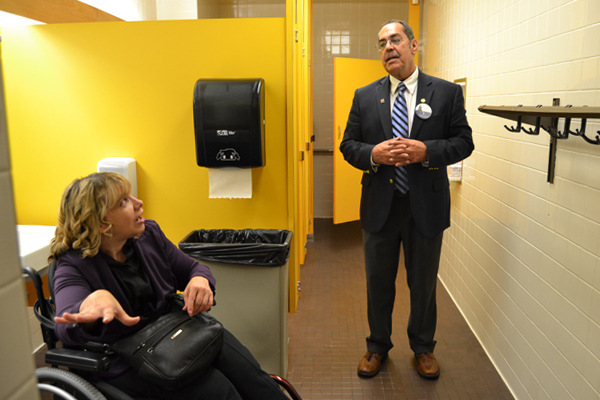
[380,20,415,41]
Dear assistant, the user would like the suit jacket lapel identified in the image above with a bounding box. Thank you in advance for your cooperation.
[411,71,434,139]
[376,77,394,140]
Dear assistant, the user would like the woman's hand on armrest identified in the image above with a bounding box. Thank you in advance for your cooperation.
[182,276,214,316]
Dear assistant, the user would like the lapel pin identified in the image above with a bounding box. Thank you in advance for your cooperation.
[415,102,433,119]
[380,99,385,103]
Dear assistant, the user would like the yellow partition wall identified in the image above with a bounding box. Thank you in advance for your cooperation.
[3,18,295,302]
[333,57,385,224]
[286,0,313,310]
[408,0,420,65]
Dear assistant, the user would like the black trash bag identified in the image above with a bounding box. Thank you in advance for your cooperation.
[179,229,292,267]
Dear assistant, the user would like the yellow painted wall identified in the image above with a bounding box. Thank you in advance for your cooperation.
[3,19,289,246]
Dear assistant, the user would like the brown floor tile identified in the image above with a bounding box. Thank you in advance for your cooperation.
[286,219,514,400]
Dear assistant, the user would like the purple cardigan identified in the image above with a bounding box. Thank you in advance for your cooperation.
[53,219,216,378]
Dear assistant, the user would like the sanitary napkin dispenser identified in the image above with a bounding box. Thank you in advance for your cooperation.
[193,79,265,168]
[97,157,137,198]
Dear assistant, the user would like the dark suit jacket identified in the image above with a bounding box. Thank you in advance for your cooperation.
[340,71,474,238]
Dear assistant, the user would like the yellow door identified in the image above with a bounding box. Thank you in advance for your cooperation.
[333,57,385,224]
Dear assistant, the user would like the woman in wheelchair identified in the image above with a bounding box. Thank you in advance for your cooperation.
[49,172,289,400]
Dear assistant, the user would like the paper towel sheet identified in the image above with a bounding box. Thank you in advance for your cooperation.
[209,168,252,198]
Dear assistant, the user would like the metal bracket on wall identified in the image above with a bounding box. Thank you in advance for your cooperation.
[478,100,600,183]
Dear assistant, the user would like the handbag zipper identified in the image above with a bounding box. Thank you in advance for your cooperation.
[146,317,190,354]
[129,312,186,353]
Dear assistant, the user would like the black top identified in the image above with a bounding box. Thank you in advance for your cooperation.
[102,240,156,317]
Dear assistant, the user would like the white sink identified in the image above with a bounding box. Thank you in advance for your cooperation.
[17,225,56,276]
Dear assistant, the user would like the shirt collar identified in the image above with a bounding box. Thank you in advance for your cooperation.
[390,67,419,95]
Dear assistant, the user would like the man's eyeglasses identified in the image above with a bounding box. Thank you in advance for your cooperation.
[377,37,402,52]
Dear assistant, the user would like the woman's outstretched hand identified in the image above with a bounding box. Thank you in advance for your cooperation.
[55,289,140,327]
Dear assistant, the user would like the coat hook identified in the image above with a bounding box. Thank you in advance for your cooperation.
[504,105,523,132]
[504,115,522,132]
[560,105,575,138]
[567,119,585,138]
[569,119,600,144]
[522,116,541,135]
[541,105,574,139]
[541,121,567,139]
[478,103,600,146]
[562,118,571,139]
[591,130,600,145]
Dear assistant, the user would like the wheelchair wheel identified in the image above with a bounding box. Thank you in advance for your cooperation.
[36,367,107,400]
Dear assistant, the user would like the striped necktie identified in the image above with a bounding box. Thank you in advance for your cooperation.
[392,82,409,194]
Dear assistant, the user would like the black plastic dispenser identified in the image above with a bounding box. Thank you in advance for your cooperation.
[193,79,265,168]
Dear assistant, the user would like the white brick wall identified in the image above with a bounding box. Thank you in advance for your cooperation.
[422,1,600,399]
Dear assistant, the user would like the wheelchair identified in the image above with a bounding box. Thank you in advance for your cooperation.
[24,263,302,400]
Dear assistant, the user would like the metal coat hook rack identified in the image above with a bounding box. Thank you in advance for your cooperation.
[478,99,600,183]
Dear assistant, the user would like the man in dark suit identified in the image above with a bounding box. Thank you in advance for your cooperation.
[340,20,474,379]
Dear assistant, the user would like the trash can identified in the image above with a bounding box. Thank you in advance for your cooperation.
[179,229,292,378]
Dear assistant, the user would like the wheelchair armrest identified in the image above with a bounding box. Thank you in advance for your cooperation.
[45,347,111,372]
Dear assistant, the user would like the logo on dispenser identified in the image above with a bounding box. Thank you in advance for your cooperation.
[216,148,241,161]
[217,130,236,136]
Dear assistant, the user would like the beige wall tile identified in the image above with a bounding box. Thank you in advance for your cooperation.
[157,0,197,19]
[423,0,600,398]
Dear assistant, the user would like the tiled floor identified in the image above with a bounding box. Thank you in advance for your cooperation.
[286,219,515,400]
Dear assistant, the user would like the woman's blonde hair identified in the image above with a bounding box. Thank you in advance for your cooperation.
[49,172,131,262]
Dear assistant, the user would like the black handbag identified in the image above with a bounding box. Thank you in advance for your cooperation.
[111,294,224,390]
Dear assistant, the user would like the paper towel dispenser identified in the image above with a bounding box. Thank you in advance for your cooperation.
[193,79,265,168]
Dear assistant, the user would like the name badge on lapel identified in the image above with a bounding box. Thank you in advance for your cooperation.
[415,100,432,120]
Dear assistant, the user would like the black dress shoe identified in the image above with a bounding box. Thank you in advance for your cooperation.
[357,351,387,377]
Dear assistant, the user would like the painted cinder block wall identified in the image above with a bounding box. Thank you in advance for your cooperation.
[420,1,600,399]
